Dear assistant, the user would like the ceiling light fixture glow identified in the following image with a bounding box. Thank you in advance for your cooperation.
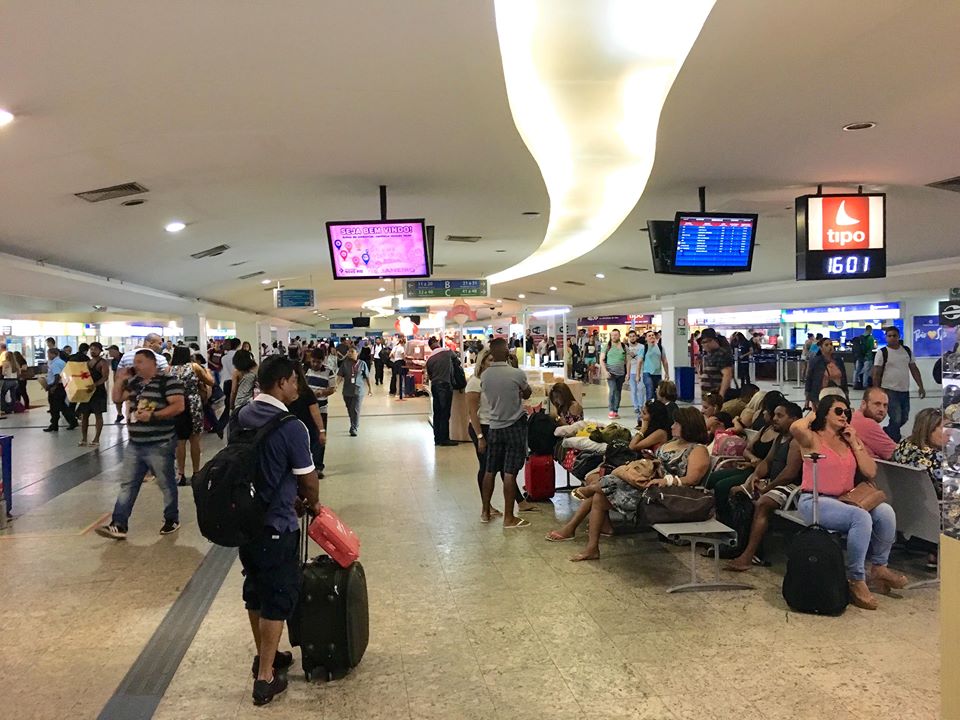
[261,279,271,284]
[0,109,14,127]
[549,286,558,291]
[488,0,715,286]
[595,273,605,279]
[531,307,572,318]
[518,294,526,299]
[164,221,186,233]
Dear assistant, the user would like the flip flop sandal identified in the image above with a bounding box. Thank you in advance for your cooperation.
[545,531,574,542]
[504,519,530,529]
[600,530,615,537]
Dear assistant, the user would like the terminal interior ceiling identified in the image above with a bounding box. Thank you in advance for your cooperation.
[1,0,959,323]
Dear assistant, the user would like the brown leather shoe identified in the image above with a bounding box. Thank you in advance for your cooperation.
[848,580,878,610]
[868,564,908,591]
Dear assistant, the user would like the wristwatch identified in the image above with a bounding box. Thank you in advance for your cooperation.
[476,434,484,439]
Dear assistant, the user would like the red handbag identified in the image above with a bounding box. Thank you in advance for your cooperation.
[308,506,360,568]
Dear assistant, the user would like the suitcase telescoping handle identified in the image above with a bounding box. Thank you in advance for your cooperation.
[804,452,824,526]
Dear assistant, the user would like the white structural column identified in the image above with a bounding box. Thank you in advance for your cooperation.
[659,305,691,372]
[257,322,274,351]
[180,313,208,350]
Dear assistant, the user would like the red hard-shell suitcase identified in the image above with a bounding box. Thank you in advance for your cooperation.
[308,506,360,568]
[523,454,556,501]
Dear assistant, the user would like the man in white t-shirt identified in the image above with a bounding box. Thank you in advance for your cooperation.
[872,326,925,441]
[116,333,169,371]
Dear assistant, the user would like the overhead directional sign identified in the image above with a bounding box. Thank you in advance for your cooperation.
[276,289,315,309]
[405,279,488,299]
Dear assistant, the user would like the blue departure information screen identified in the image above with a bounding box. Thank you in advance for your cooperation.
[673,214,756,268]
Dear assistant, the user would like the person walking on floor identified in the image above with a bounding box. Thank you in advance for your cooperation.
[77,342,111,446]
[642,330,669,403]
[42,347,77,432]
[372,337,386,386]
[599,328,627,419]
[337,348,371,436]
[389,336,408,400]
[306,348,336,477]
[169,346,214,485]
[872,326,925,442]
[426,337,459,446]
[0,343,21,417]
[96,350,185,539]
[14,350,30,410]
[215,338,242,436]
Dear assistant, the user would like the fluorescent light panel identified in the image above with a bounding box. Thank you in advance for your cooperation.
[488,0,715,286]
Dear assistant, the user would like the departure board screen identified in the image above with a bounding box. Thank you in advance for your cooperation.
[671,213,758,273]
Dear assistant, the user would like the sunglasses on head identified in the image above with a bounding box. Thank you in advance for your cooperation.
[832,406,852,419]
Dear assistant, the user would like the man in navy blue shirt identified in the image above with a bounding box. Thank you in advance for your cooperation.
[235,355,320,706]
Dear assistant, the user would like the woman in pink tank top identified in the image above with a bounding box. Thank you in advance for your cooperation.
[791,395,906,610]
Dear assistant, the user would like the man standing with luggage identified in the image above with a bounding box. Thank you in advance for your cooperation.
[97,350,184,539]
[426,338,458,446]
[872,326,925,442]
[479,338,533,528]
[235,355,320,706]
[42,347,78,432]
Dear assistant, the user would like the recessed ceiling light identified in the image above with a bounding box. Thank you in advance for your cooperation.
[518,294,526,299]
[165,221,186,233]
[0,109,14,127]
[842,121,876,132]
[595,273,605,279]
[496,299,503,303]
[261,279,271,284]
[378,287,386,292]
[549,286,557,291]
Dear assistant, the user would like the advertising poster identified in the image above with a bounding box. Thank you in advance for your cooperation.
[913,315,951,357]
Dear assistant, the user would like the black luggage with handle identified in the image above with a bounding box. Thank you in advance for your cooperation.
[782,452,848,615]
[288,516,369,681]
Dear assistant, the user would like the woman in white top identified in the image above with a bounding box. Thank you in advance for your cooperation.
[389,337,408,400]
[0,344,21,417]
[466,349,494,499]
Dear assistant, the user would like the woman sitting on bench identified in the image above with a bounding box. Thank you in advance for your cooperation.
[545,407,710,561]
[791,395,906,610]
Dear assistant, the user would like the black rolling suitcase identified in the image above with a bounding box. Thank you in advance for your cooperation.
[288,516,370,681]
[782,452,848,615]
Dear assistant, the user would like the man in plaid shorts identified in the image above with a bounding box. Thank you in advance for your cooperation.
[479,338,533,527]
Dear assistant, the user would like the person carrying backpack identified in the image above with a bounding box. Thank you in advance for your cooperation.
[200,355,320,705]
[871,326,926,442]
[851,325,876,390]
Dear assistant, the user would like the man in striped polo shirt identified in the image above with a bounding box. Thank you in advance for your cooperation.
[97,350,185,539]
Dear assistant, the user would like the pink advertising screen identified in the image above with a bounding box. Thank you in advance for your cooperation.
[326,219,430,280]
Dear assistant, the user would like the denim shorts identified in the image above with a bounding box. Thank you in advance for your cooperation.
[239,530,301,621]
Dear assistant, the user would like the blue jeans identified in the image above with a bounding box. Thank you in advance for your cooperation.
[853,359,873,387]
[883,389,910,442]
[628,375,646,418]
[111,439,178,529]
[607,374,625,413]
[798,495,896,580]
[643,372,661,403]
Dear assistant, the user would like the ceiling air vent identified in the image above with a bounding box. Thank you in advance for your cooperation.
[928,176,960,193]
[190,244,231,259]
[563,280,586,286]
[229,260,248,267]
[237,269,265,280]
[74,181,148,203]
[619,265,649,273]
[264,284,284,291]
[433,263,447,268]
[445,235,482,243]
[527,290,546,296]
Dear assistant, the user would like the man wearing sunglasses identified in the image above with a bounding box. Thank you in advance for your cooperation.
[872,327,925,442]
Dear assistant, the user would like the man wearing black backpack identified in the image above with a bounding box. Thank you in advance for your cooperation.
[872,326,926,441]
[234,355,320,706]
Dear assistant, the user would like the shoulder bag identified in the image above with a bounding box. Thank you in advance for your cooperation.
[838,481,886,512]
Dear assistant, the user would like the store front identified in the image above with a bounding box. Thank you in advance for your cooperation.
[688,309,783,349]
[780,303,902,351]
[576,314,658,345]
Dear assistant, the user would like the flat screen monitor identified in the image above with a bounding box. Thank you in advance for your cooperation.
[795,194,886,280]
[326,219,429,280]
[647,220,675,274]
[671,212,758,274]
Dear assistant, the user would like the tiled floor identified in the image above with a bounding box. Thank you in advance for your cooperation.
[0,381,942,719]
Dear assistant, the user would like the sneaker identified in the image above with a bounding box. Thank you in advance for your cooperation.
[115,414,124,424]
[349,430,358,437]
[96,524,127,540]
[176,474,189,487]
[252,675,288,706]
[43,426,58,433]
[66,423,79,430]
[159,520,180,535]
[608,411,619,419]
[251,650,293,679]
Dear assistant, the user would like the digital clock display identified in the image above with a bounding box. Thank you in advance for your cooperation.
[796,193,886,280]
[825,254,873,276]
[799,248,886,280]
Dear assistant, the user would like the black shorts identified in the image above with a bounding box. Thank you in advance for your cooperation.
[239,530,301,621]
[174,409,193,440]
[485,416,528,477]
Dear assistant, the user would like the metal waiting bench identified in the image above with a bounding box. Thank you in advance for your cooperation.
[774,459,941,589]
[651,519,753,593]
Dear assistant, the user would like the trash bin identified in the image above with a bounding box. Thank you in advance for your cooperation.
[674,367,695,402]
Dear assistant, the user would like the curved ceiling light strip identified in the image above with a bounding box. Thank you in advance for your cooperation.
[487,0,716,286]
